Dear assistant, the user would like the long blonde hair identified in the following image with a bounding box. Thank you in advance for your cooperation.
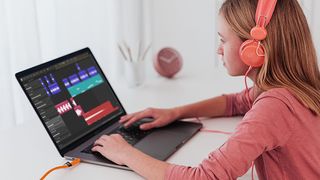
[220,0,320,115]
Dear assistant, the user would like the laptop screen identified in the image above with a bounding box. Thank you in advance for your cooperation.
[16,48,125,150]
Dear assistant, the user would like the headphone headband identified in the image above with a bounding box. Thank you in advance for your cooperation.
[255,0,277,28]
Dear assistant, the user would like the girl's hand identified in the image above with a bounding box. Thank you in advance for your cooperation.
[119,107,180,130]
[92,134,133,165]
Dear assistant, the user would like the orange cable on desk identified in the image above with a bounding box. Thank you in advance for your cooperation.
[40,158,80,180]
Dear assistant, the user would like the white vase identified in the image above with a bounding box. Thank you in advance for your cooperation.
[124,60,145,87]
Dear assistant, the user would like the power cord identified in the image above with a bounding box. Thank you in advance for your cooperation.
[40,158,80,180]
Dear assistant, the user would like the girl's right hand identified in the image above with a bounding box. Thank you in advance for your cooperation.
[119,107,180,130]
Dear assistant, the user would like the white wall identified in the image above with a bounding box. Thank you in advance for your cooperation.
[150,0,217,69]
[149,0,320,93]
[36,0,121,82]
[149,0,246,93]
[299,0,320,56]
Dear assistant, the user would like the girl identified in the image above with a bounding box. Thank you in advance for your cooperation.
[92,0,320,179]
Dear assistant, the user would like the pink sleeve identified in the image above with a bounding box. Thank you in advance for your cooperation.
[165,95,295,180]
[224,88,253,117]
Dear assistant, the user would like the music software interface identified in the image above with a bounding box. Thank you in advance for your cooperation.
[20,52,123,149]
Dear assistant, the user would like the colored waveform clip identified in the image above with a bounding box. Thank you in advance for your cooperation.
[67,74,104,97]
[40,74,61,96]
[76,63,81,71]
[70,97,77,106]
[63,78,71,88]
[74,105,84,117]
[62,65,102,97]
[82,101,119,125]
[44,76,50,84]
[48,84,61,95]
[87,66,98,76]
[76,63,89,81]
[69,98,118,125]
[69,74,80,85]
[47,74,61,95]
[55,100,72,115]
[79,70,89,80]
[39,78,51,96]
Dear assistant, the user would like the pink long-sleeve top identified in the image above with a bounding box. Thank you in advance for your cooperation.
[165,88,320,180]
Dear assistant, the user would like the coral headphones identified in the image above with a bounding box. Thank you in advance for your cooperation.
[239,0,277,67]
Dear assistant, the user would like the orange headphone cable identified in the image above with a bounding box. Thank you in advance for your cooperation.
[40,158,80,180]
[244,66,253,105]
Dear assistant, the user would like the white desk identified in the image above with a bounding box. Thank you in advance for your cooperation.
[1,67,256,179]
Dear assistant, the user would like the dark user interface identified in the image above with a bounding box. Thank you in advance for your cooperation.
[19,52,123,149]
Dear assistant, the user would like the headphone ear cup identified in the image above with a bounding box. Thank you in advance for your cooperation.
[239,40,265,67]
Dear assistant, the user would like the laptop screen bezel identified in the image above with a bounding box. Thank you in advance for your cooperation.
[15,47,127,156]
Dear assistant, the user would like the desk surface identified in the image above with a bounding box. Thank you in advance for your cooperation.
[1,116,244,180]
[1,68,255,179]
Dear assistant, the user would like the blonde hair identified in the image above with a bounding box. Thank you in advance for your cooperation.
[220,0,320,115]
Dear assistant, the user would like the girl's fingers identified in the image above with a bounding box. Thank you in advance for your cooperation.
[94,138,105,147]
[119,111,141,123]
[91,145,103,152]
[140,121,158,130]
[124,109,154,127]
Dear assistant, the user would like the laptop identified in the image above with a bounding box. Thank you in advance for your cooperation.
[15,47,202,170]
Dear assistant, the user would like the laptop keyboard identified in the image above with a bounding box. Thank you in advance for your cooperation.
[82,121,152,155]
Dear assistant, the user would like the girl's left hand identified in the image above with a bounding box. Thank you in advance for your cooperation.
[92,134,132,165]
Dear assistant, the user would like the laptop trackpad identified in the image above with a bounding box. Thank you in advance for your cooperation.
[134,130,186,161]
